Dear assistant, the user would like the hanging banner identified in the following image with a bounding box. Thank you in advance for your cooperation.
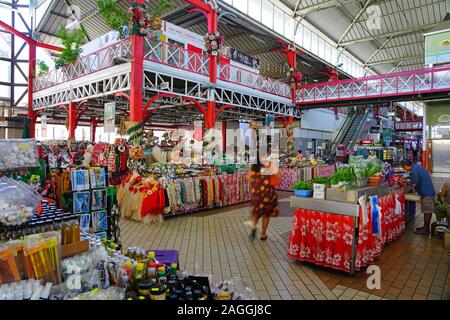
[41,115,47,138]
[425,29,450,65]
[104,102,116,133]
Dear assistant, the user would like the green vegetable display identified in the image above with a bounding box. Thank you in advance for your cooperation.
[292,181,313,191]
[348,155,382,178]
[331,167,356,185]
[312,177,331,186]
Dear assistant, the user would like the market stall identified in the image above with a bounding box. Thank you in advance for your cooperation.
[287,155,406,273]
[0,139,257,300]
[288,186,405,273]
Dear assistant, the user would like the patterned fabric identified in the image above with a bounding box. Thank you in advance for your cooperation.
[278,167,314,191]
[249,168,279,218]
[314,165,336,178]
[288,189,406,273]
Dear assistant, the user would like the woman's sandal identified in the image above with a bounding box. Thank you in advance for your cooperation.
[261,236,268,241]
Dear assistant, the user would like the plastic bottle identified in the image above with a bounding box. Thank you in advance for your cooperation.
[124,261,133,277]
[40,282,53,300]
[170,263,178,275]
[133,263,145,291]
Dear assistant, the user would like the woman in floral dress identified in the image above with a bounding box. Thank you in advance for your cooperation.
[249,159,281,240]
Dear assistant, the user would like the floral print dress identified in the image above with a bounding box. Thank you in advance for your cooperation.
[249,168,279,218]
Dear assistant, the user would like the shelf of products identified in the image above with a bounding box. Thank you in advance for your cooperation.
[0,228,256,300]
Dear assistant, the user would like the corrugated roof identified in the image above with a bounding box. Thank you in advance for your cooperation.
[281,0,448,74]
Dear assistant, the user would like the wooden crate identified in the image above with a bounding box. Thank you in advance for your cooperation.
[61,240,90,258]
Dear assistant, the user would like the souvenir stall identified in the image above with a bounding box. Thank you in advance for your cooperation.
[287,156,406,273]
[117,167,251,224]
[0,139,256,300]
[0,225,256,301]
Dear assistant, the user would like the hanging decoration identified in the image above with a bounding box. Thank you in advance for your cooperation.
[286,122,295,158]
[204,32,223,56]
[128,0,173,37]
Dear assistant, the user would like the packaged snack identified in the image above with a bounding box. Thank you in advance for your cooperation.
[0,247,21,284]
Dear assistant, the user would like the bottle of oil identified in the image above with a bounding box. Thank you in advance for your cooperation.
[61,217,72,245]
[70,218,80,243]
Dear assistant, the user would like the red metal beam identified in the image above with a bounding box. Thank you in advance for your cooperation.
[114,92,130,101]
[185,0,212,13]
[0,21,63,52]
[143,93,176,113]
[215,104,235,119]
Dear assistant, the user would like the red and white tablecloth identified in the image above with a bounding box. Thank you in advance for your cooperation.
[288,188,406,273]
[278,167,314,191]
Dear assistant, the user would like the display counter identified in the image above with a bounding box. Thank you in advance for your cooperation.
[288,186,405,273]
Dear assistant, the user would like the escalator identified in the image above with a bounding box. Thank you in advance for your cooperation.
[332,109,371,150]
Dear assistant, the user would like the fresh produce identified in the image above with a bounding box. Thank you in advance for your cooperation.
[331,167,356,185]
[348,155,382,178]
[312,177,331,186]
[366,159,382,177]
[292,181,313,191]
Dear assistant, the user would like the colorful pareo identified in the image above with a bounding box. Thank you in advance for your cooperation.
[249,167,280,218]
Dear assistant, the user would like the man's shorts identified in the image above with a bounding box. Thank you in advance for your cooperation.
[421,196,435,214]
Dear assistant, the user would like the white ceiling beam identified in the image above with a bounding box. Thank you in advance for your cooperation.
[362,36,394,67]
[388,61,405,73]
[355,0,444,25]
[366,55,424,66]
[337,0,374,47]
[339,22,445,47]
[296,0,362,16]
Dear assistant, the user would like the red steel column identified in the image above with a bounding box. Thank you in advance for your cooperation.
[288,48,297,106]
[68,102,77,139]
[206,8,219,129]
[129,0,145,123]
[28,44,37,138]
[222,120,227,152]
[90,118,98,143]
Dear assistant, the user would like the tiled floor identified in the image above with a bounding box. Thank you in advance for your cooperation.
[120,178,450,300]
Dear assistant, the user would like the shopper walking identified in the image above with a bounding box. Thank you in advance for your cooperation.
[401,160,436,235]
[248,156,281,241]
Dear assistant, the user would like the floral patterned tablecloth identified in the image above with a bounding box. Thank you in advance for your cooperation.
[278,167,313,191]
[288,188,405,273]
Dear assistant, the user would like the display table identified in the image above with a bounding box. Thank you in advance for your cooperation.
[288,187,405,273]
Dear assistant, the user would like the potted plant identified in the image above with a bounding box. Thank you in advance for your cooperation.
[37,60,49,76]
[292,181,314,197]
[54,26,87,71]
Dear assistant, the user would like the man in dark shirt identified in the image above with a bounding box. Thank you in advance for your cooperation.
[402,160,436,235]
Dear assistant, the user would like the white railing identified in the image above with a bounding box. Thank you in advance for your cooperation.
[144,37,210,76]
[218,63,291,98]
[33,38,132,92]
[297,66,450,104]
